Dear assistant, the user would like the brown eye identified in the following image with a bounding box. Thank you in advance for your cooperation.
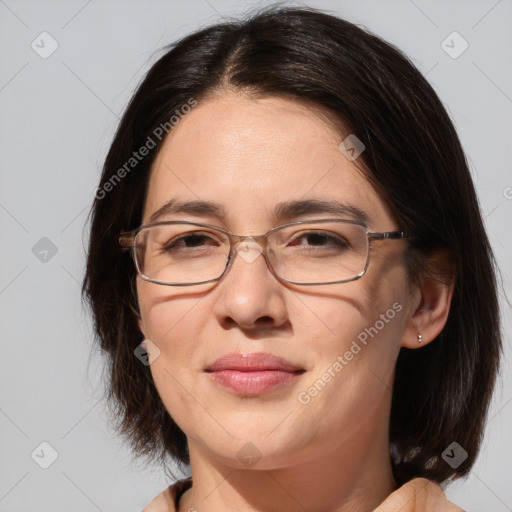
[164,232,220,250]
[287,231,350,250]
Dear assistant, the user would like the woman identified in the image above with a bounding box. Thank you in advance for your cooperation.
[82,6,501,511]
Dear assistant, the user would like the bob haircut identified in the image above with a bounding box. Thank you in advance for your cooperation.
[82,5,502,485]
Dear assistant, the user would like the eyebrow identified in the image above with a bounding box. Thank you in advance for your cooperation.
[148,198,370,224]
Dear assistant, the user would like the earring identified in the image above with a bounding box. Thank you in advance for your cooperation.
[417,333,423,344]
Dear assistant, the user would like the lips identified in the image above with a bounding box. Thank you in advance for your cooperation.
[205,352,303,372]
[205,352,305,396]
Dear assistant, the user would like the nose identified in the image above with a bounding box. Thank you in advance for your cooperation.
[212,237,289,332]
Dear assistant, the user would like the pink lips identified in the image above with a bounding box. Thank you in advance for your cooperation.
[205,352,305,396]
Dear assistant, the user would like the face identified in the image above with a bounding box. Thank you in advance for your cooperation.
[136,91,413,469]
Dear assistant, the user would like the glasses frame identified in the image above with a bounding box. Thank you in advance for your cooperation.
[119,219,408,286]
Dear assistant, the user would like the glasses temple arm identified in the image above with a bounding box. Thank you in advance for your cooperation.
[369,230,407,240]
[119,233,135,248]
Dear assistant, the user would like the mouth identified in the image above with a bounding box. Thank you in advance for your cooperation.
[204,352,306,396]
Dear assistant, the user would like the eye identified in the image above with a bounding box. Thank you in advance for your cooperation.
[163,231,222,251]
[287,231,350,249]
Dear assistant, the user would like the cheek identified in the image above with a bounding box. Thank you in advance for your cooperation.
[294,305,404,447]
[305,291,404,382]
[139,294,213,376]
[137,277,213,347]
[295,267,407,427]
[137,285,200,382]
[140,299,210,433]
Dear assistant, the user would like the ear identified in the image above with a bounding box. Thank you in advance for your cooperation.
[401,249,456,349]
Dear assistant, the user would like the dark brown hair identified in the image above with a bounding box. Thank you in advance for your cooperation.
[82,5,502,484]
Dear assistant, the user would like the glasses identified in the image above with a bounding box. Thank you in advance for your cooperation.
[119,219,407,286]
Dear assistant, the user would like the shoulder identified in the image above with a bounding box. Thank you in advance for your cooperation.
[374,478,465,512]
[141,487,176,512]
[141,478,192,512]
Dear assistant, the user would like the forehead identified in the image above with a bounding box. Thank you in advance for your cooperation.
[143,92,396,231]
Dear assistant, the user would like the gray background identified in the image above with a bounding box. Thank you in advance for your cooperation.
[0,0,511,510]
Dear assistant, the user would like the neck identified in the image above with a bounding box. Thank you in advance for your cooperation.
[179,416,397,512]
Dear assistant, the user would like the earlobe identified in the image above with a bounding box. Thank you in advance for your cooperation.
[401,250,456,349]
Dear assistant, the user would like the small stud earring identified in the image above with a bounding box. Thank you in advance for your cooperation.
[417,333,423,344]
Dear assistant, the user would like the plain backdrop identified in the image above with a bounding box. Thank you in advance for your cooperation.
[0,0,511,510]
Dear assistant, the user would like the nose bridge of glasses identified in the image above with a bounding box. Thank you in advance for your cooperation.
[232,234,267,265]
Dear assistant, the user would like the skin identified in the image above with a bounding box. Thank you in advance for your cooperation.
[137,90,460,512]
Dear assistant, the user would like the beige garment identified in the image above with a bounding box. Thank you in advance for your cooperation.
[141,478,192,512]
